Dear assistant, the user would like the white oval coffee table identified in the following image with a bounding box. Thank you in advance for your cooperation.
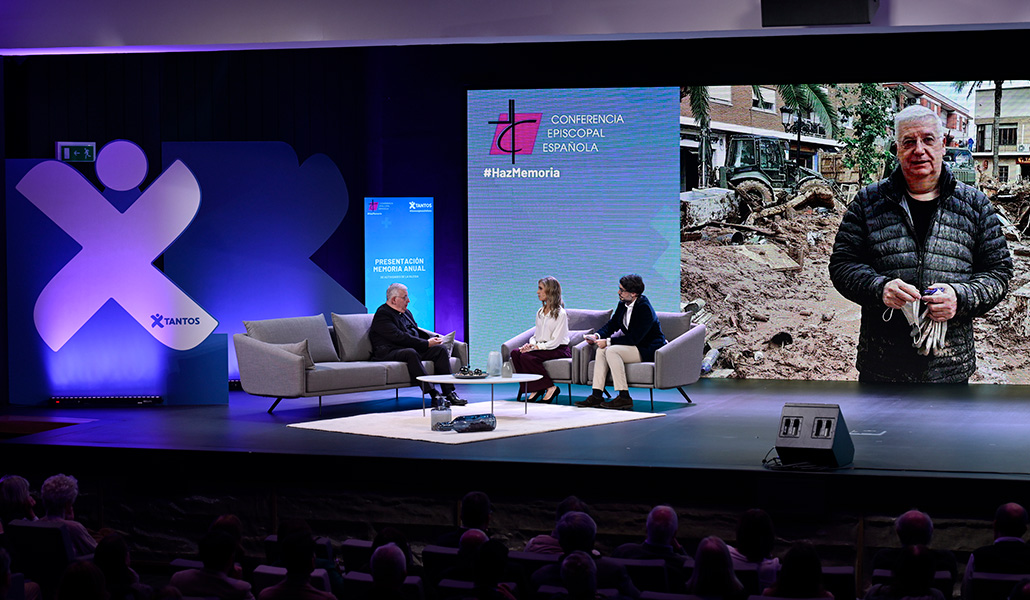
[417,373,542,415]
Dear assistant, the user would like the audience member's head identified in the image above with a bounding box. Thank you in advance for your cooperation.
[556,511,597,554]
[773,541,826,599]
[685,536,744,597]
[995,503,1029,540]
[474,539,510,589]
[56,560,107,600]
[198,529,238,573]
[210,513,243,542]
[645,505,679,547]
[41,473,80,519]
[890,544,935,597]
[371,543,408,590]
[561,551,598,600]
[278,519,317,578]
[556,496,591,521]
[0,475,36,523]
[372,527,414,570]
[93,532,134,587]
[735,508,776,563]
[458,528,489,561]
[461,491,492,530]
[895,509,934,546]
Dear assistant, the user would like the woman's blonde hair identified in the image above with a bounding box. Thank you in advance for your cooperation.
[539,276,564,319]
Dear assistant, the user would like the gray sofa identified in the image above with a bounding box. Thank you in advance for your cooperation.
[233,313,468,413]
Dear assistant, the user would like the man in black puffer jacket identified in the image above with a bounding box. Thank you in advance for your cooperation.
[829,105,1012,383]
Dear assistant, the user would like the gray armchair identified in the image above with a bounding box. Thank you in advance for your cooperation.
[500,308,612,403]
[582,312,706,410]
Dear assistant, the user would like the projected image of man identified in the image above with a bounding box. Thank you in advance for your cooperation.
[370,283,466,406]
[828,105,1012,383]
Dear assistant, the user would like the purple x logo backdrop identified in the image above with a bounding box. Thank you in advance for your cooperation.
[5,140,361,405]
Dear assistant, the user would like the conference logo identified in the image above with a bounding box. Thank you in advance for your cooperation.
[368,200,379,211]
[489,99,542,164]
[15,140,218,352]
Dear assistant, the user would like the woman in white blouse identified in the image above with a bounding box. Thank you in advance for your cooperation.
[510,276,571,403]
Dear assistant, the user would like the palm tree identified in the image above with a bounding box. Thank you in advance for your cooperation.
[681,86,711,186]
[770,84,841,167]
[954,80,1005,180]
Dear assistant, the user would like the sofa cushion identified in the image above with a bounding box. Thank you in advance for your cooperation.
[244,314,338,363]
[657,312,693,341]
[272,339,315,369]
[306,362,389,393]
[566,308,613,332]
[332,313,375,362]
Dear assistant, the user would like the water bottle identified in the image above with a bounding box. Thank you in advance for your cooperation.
[430,404,452,431]
[434,414,497,433]
[487,351,502,377]
[700,348,720,374]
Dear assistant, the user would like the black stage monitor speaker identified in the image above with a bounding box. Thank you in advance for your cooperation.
[761,0,879,27]
[775,403,854,467]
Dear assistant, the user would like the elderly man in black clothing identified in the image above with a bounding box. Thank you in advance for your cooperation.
[612,505,689,591]
[962,503,1030,599]
[369,283,465,406]
[829,104,1011,383]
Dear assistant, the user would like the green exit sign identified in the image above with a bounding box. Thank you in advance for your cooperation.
[56,142,96,163]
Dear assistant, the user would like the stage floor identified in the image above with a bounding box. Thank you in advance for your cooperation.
[3,378,1029,481]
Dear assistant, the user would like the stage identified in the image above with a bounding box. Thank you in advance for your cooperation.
[1,378,1028,569]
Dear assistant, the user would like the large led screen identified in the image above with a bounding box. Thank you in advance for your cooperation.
[467,88,681,367]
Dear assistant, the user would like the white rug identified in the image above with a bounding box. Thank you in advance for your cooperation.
[287,401,665,444]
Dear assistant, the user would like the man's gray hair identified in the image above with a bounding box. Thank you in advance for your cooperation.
[386,283,407,301]
[41,473,78,516]
[895,105,944,144]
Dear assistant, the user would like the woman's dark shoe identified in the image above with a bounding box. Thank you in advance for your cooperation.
[537,386,561,404]
[523,390,543,403]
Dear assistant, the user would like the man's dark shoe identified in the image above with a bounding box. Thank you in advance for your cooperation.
[446,391,467,406]
[574,390,605,408]
[599,392,633,410]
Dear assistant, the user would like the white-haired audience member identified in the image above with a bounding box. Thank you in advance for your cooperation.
[39,473,97,556]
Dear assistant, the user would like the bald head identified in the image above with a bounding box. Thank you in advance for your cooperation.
[995,503,1028,539]
[646,505,678,546]
[896,510,934,546]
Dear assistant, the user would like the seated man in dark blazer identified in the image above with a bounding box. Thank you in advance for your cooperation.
[369,283,465,406]
[530,511,640,599]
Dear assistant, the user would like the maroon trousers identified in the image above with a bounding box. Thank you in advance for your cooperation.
[509,345,572,393]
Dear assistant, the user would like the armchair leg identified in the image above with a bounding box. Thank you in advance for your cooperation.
[268,397,283,414]
[677,387,693,403]
[649,388,654,412]
[566,383,573,405]
[318,396,323,415]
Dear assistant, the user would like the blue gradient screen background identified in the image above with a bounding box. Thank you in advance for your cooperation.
[466,88,680,366]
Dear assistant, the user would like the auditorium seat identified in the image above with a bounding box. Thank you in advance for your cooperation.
[822,565,856,600]
[344,570,425,600]
[4,520,89,600]
[340,538,374,572]
[871,568,954,600]
[509,550,560,576]
[251,564,332,594]
[609,557,669,592]
[263,533,335,563]
[968,572,1030,600]
[421,544,461,585]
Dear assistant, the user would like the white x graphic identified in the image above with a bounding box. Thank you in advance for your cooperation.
[16,159,217,351]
